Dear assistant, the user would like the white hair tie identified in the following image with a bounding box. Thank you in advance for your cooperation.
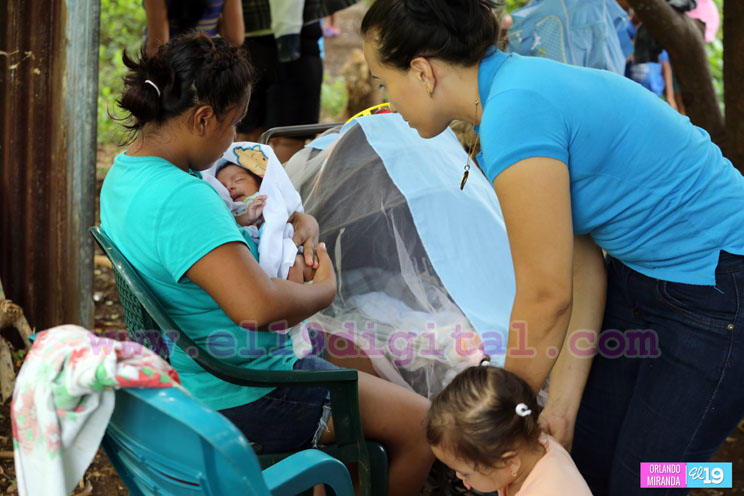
[515,403,532,417]
[144,79,161,97]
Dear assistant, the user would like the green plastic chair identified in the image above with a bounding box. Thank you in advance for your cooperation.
[90,226,387,496]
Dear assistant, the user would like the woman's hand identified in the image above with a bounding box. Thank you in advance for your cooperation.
[289,212,320,269]
[311,242,337,306]
[538,405,576,451]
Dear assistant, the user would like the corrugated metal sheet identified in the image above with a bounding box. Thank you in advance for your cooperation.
[0,0,99,330]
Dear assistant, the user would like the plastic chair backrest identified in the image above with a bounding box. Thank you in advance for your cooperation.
[91,227,176,361]
[103,387,272,496]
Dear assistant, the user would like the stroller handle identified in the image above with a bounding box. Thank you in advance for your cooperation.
[259,123,343,144]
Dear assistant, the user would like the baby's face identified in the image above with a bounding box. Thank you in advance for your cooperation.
[217,165,261,202]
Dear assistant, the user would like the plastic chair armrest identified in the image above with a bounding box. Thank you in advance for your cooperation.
[263,450,354,496]
[185,342,365,454]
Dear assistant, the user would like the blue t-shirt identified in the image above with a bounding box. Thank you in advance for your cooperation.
[476,49,744,285]
[100,152,297,410]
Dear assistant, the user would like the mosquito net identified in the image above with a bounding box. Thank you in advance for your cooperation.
[284,113,516,398]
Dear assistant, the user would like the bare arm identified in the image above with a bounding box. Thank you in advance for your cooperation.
[538,234,606,450]
[219,0,246,47]
[144,0,170,57]
[494,157,574,392]
[185,241,336,330]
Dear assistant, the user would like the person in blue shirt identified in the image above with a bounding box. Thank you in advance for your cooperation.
[623,10,678,110]
[101,33,434,495]
[361,1,744,495]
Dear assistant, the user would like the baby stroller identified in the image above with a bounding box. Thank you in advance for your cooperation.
[279,113,515,398]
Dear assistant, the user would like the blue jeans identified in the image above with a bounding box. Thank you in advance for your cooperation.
[218,354,337,454]
[572,252,744,496]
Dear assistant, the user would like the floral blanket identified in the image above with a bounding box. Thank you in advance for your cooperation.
[11,325,181,496]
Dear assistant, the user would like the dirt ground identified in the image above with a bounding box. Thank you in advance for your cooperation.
[1,2,743,494]
[322,2,368,80]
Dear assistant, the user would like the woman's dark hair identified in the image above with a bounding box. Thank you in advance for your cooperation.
[426,366,542,469]
[165,0,210,34]
[361,0,503,70]
[117,32,253,139]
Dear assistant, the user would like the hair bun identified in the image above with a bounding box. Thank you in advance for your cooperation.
[209,50,238,72]
[363,0,501,69]
[402,0,460,37]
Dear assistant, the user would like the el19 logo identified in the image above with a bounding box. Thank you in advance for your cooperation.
[686,463,732,488]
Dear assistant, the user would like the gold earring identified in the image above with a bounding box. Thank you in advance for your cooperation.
[426,86,432,98]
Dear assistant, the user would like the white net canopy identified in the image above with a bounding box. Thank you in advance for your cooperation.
[285,113,516,398]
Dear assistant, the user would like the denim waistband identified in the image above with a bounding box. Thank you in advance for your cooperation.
[716,251,744,272]
[607,251,744,282]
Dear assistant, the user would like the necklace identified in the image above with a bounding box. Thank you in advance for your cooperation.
[460,98,480,190]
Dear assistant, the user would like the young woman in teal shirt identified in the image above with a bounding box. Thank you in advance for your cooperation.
[101,33,434,495]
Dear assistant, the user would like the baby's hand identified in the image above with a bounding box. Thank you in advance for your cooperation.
[235,195,267,226]
[246,195,267,223]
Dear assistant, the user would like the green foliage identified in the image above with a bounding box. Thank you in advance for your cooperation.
[706,38,723,112]
[505,0,529,11]
[320,75,347,120]
[98,0,147,146]
[706,0,724,112]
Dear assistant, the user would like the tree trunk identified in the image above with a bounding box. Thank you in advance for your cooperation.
[627,0,726,149]
[724,0,744,173]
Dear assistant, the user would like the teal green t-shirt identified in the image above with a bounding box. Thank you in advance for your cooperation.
[100,152,297,410]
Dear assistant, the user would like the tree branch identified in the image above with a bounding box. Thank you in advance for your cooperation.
[627,0,725,148]
[723,0,744,172]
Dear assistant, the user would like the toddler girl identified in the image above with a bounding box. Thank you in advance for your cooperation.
[427,365,591,495]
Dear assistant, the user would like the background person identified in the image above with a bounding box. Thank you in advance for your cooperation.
[144,0,245,56]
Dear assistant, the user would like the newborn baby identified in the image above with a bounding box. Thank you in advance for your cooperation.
[214,144,315,284]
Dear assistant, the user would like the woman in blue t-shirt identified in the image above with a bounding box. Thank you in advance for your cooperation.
[101,33,434,495]
[360,1,744,495]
